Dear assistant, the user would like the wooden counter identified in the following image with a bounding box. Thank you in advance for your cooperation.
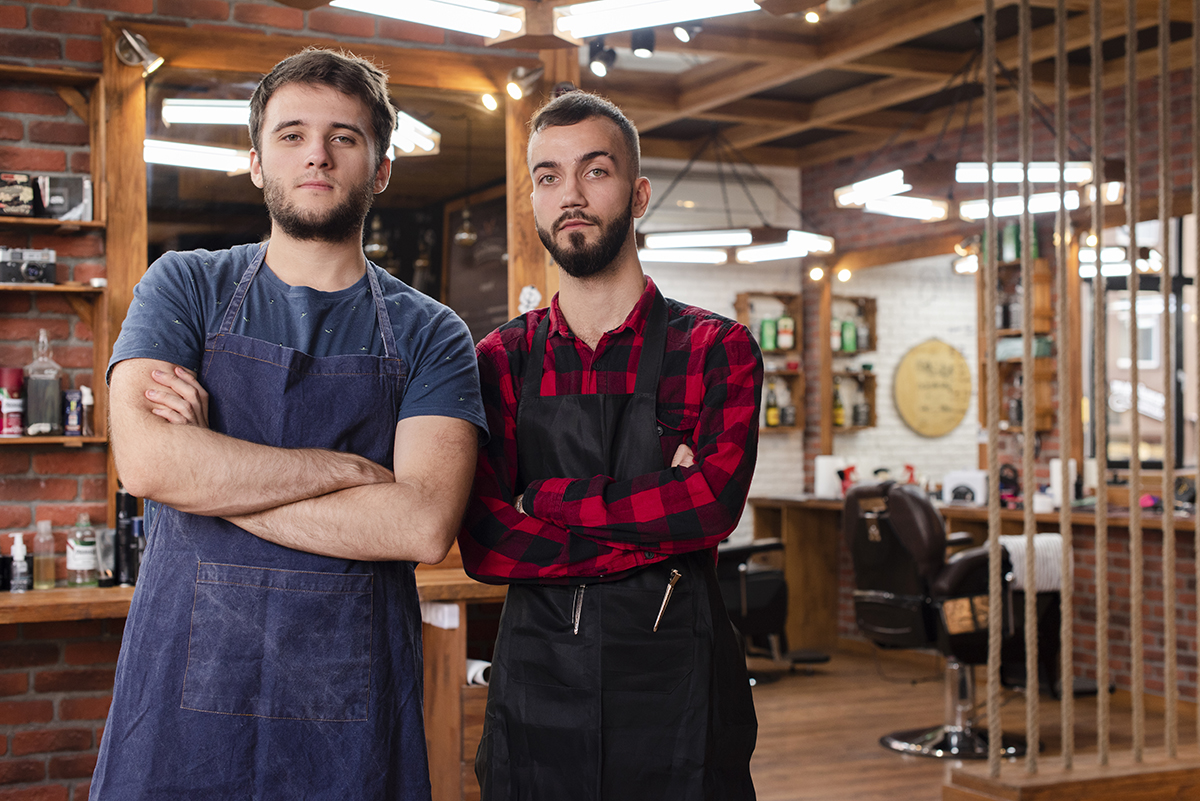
[0,566,505,801]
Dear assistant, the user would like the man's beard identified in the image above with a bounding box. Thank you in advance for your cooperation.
[262,170,375,244]
[536,197,633,279]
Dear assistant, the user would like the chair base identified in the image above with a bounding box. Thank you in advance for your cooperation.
[880,725,1027,760]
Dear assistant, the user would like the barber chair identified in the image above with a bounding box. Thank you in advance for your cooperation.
[844,481,1027,759]
[717,538,830,682]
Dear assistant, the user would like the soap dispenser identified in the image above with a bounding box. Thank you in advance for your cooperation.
[9,533,31,593]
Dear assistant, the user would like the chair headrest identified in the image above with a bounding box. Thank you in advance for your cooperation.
[844,481,947,582]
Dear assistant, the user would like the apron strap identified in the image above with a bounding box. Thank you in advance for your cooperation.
[364,263,398,360]
[520,313,552,408]
[634,290,668,399]
[218,242,268,336]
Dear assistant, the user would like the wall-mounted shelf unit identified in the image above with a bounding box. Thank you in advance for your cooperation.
[735,291,805,434]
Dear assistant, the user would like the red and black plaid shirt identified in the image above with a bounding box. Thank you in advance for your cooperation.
[459,277,763,585]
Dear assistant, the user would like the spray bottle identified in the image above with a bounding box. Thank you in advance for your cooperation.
[9,533,31,593]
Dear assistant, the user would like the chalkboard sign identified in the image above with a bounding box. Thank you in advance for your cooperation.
[893,338,972,438]
[443,185,509,343]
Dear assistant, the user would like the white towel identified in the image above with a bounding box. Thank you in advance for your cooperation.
[998,533,1066,592]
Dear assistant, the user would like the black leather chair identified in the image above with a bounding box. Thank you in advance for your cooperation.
[844,481,1027,759]
[717,538,830,681]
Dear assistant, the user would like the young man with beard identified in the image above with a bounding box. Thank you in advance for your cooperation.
[459,90,762,800]
[92,49,485,800]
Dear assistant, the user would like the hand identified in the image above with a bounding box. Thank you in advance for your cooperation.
[513,494,524,514]
[671,444,695,468]
[147,367,210,428]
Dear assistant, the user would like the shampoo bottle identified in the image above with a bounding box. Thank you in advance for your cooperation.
[32,520,54,590]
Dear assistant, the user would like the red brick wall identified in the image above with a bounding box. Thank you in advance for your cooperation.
[0,619,122,801]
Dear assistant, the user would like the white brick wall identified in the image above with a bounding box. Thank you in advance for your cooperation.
[829,254,980,485]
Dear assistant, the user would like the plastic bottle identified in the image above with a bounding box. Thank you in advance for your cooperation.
[764,378,780,428]
[776,313,795,350]
[24,328,63,436]
[67,513,98,587]
[32,520,55,590]
[80,385,94,436]
[9,534,31,593]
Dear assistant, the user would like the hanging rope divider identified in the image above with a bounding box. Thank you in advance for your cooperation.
[1019,0,1041,776]
[1194,0,1200,757]
[984,0,1004,779]
[1158,0,1178,761]
[1054,0,1075,770]
[1091,0,1112,768]
[1126,0,1146,764]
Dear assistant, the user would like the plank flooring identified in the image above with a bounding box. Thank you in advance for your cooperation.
[748,648,1196,801]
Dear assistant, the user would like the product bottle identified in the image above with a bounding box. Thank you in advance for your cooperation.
[759,318,778,351]
[32,520,55,590]
[115,488,137,587]
[67,513,98,587]
[9,534,31,593]
[764,378,780,428]
[832,378,846,428]
[841,319,857,353]
[24,329,63,436]
[830,318,841,351]
[776,313,795,350]
[79,385,94,436]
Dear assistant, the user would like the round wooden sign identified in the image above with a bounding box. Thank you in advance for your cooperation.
[893,338,972,438]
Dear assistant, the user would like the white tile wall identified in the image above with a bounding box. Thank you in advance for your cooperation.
[829,254,981,486]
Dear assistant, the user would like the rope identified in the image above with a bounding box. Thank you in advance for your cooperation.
[1091,0,1111,767]
[1193,0,1200,755]
[1019,0,1040,775]
[1054,0,1075,769]
[1126,0,1145,764]
[984,0,1004,779]
[1158,0,1178,759]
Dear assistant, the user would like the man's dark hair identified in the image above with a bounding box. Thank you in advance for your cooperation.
[249,48,397,171]
[528,90,641,178]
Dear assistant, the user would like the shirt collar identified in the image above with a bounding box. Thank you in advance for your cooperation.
[547,275,659,341]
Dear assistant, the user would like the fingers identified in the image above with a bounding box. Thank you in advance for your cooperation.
[148,367,210,427]
[670,444,695,468]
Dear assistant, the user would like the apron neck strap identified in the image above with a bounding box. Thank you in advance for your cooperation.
[521,289,669,404]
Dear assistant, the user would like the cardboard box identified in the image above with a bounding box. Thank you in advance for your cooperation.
[36,175,92,221]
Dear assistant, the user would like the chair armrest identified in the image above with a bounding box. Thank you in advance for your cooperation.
[946,531,975,548]
[931,544,991,598]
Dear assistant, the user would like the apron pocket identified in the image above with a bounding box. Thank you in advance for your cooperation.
[181,561,373,721]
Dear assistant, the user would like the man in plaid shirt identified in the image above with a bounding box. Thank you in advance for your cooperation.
[460,90,762,801]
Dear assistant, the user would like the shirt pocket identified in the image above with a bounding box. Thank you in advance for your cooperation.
[181,562,373,721]
[656,405,700,464]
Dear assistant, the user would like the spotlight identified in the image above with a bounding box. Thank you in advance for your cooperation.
[588,38,616,78]
[837,268,851,282]
[481,93,498,111]
[809,266,825,281]
[632,28,655,58]
[115,29,163,77]
[505,66,544,101]
[672,24,701,42]
[805,10,819,22]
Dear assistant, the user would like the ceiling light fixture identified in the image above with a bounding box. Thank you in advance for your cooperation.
[481,93,498,111]
[506,65,544,100]
[804,10,819,22]
[390,111,440,158]
[862,195,949,222]
[958,190,1079,221]
[834,169,911,208]
[161,98,249,126]
[455,116,478,248]
[329,0,523,39]
[836,268,851,282]
[588,38,616,77]
[954,161,1094,184]
[556,0,756,38]
[734,230,835,264]
[115,29,164,77]
[643,229,753,249]
[809,266,825,281]
[631,28,655,58]
[672,24,700,42]
[952,254,979,274]
[638,248,729,265]
[143,139,250,173]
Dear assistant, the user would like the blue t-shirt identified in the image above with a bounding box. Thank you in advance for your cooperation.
[109,243,487,435]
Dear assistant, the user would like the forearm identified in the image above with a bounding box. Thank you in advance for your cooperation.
[110,359,388,516]
[227,480,460,563]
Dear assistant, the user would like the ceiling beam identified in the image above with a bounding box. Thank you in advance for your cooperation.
[839,47,974,80]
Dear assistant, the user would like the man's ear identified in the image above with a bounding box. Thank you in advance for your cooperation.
[374,154,392,194]
[249,149,264,190]
[632,176,652,219]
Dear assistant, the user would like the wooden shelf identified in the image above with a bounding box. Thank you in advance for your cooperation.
[736,291,806,433]
[0,436,106,447]
[0,217,103,230]
[761,424,803,434]
[0,283,103,294]
[0,586,134,625]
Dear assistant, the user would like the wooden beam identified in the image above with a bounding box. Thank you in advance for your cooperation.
[638,137,801,167]
[605,27,821,63]
[121,21,537,95]
[828,234,963,274]
[841,47,974,80]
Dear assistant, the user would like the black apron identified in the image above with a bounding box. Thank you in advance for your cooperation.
[476,291,757,801]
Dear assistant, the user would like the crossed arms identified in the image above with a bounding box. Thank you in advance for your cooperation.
[109,359,478,563]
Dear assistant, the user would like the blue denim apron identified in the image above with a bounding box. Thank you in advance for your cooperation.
[91,244,430,800]
[476,291,757,801]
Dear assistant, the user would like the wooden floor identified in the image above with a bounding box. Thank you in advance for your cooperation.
[749,647,1197,801]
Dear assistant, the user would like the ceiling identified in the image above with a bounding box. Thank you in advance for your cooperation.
[144,0,1194,240]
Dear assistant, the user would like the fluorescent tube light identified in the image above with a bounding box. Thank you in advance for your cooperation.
[958,190,1079,221]
[556,0,758,38]
[330,0,523,39]
[144,139,250,173]
[955,161,1093,184]
[638,248,728,265]
[393,111,439,154]
[862,195,949,222]
[643,229,753,249]
[734,228,834,263]
[834,169,910,208]
[162,99,250,126]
